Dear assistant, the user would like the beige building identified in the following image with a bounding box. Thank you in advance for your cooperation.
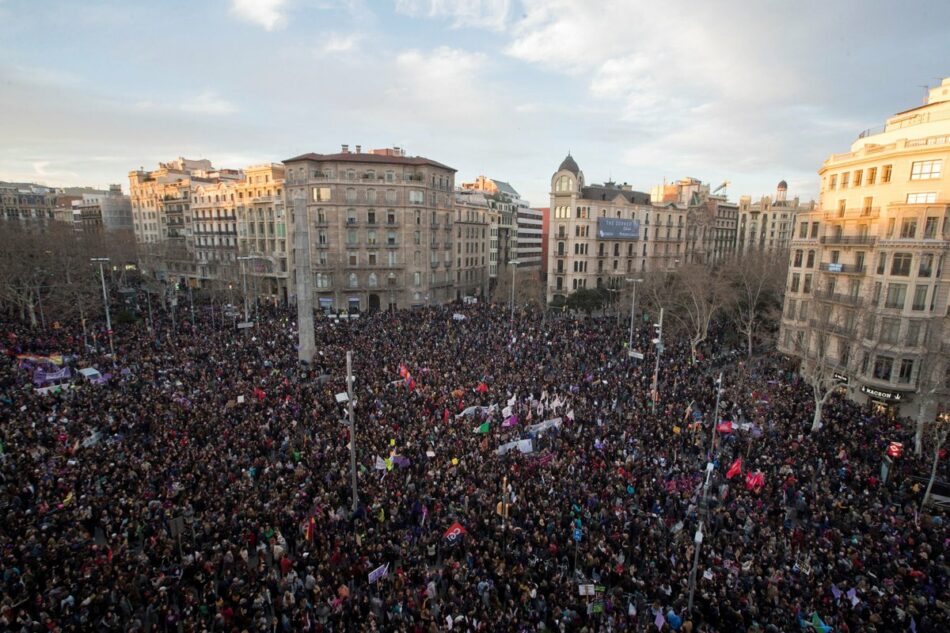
[76,184,133,233]
[779,76,950,416]
[737,181,814,255]
[129,158,242,283]
[547,154,680,303]
[283,145,484,312]
[454,189,495,299]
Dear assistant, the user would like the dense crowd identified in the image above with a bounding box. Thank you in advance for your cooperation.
[0,298,947,632]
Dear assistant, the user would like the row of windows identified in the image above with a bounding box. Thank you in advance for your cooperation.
[827,160,943,193]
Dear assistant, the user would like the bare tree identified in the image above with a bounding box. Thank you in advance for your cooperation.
[911,318,950,455]
[793,298,849,431]
[667,264,726,363]
[723,250,788,359]
[921,413,949,510]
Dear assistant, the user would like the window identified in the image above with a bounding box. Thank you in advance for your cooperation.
[919,253,933,277]
[873,356,894,381]
[907,320,921,346]
[924,216,938,238]
[882,164,892,183]
[346,229,357,245]
[790,274,800,293]
[312,187,331,202]
[315,273,330,288]
[367,190,377,204]
[793,250,803,267]
[900,218,917,238]
[906,192,937,204]
[910,160,942,180]
[408,190,423,205]
[891,253,912,276]
[348,273,358,288]
[880,318,899,344]
[345,188,357,203]
[348,251,358,266]
[862,197,874,214]
[840,172,850,188]
[811,222,819,238]
[912,285,928,311]
[853,169,863,186]
[872,281,882,306]
[837,200,846,217]
[785,298,797,318]
[886,218,895,237]
[386,189,397,203]
[829,174,837,190]
[413,272,421,286]
[387,231,397,245]
[799,222,808,238]
[803,274,812,293]
[867,167,877,185]
[368,273,378,287]
[806,250,815,268]
[898,359,914,384]
[885,283,906,309]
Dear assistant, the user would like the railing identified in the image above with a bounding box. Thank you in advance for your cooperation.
[813,290,864,307]
[808,319,855,337]
[819,235,877,245]
[824,207,880,220]
[819,263,865,274]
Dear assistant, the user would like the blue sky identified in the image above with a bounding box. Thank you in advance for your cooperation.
[1,0,948,206]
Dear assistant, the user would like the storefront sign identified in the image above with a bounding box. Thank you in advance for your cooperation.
[861,385,903,402]
[833,372,849,384]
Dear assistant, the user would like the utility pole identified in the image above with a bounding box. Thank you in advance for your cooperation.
[711,372,724,456]
[145,289,153,334]
[626,278,641,351]
[509,260,520,324]
[651,307,664,414]
[687,463,713,612]
[91,258,116,366]
[346,350,359,513]
[238,257,250,322]
[294,195,316,363]
[188,284,195,327]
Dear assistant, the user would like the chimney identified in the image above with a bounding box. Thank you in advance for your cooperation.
[341,144,349,154]
[355,145,361,154]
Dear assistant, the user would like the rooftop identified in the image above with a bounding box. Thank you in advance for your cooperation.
[284,151,455,172]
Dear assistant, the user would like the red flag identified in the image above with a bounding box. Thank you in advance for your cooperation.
[476,382,488,393]
[726,457,742,479]
[306,516,316,542]
[398,364,409,379]
[442,521,467,546]
[886,441,903,458]
[407,378,416,392]
[716,421,733,434]
[745,471,764,492]
[253,388,266,402]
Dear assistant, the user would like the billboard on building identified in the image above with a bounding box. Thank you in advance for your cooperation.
[596,217,640,240]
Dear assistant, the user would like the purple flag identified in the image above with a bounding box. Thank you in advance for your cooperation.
[392,456,410,468]
[503,415,519,427]
[830,584,841,600]
[654,612,665,630]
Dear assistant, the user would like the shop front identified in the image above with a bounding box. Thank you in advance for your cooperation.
[860,385,908,417]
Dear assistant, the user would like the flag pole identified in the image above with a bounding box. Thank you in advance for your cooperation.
[710,371,723,458]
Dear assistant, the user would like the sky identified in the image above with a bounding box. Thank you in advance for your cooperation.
[1,0,948,206]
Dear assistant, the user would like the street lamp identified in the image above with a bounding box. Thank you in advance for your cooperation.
[90,257,116,366]
[236,256,252,322]
[625,278,643,354]
[509,259,521,323]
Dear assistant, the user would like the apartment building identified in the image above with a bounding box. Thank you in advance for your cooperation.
[454,188,494,299]
[460,176,532,291]
[283,145,478,312]
[129,158,242,283]
[76,184,133,233]
[1,182,59,224]
[548,154,675,303]
[737,181,814,255]
[779,77,950,416]
[516,207,544,268]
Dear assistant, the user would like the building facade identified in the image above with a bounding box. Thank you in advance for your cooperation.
[547,154,684,303]
[779,76,950,416]
[1,182,58,224]
[76,184,133,233]
[737,181,814,255]
[453,189,494,300]
[283,145,482,312]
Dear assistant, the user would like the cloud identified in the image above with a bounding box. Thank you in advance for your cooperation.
[230,0,288,31]
[181,92,238,116]
[319,32,361,55]
[386,46,493,122]
[394,0,511,31]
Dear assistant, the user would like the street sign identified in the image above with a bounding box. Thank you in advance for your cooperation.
[628,351,644,360]
[573,528,583,542]
[237,321,255,330]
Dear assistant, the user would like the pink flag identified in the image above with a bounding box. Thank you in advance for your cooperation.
[503,415,519,427]
[654,612,666,630]
[716,421,733,434]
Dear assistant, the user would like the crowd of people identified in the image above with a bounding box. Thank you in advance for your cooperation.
[0,297,947,632]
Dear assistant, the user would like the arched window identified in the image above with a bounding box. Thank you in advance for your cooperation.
[368,273,378,287]
[348,273,358,288]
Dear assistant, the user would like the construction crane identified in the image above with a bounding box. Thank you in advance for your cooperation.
[712,181,731,196]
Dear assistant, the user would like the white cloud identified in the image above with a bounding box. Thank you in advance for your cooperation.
[181,92,238,116]
[394,0,511,31]
[320,32,361,54]
[386,47,493,122]
[230,0,288,31]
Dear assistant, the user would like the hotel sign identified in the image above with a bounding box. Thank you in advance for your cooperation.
[597,217,640,240]
[833,372,849,384]
[861,385,903,402]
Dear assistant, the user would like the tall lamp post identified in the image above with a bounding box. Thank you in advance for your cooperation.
[508,259,521,323]
[90,257,116,366]
[625,278,642,352]
[237,256,251,322]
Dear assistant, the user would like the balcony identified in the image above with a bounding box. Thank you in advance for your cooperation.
[430,260,439,269]
[315,242,331,249]
[825,207,881,220]
[819,235,877,246]
[808,319,856,337]
[366,241,380,249]
[385,220,400,227]
[819,262,865,275]
[813,290,864,307]
[385,241,400,248]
